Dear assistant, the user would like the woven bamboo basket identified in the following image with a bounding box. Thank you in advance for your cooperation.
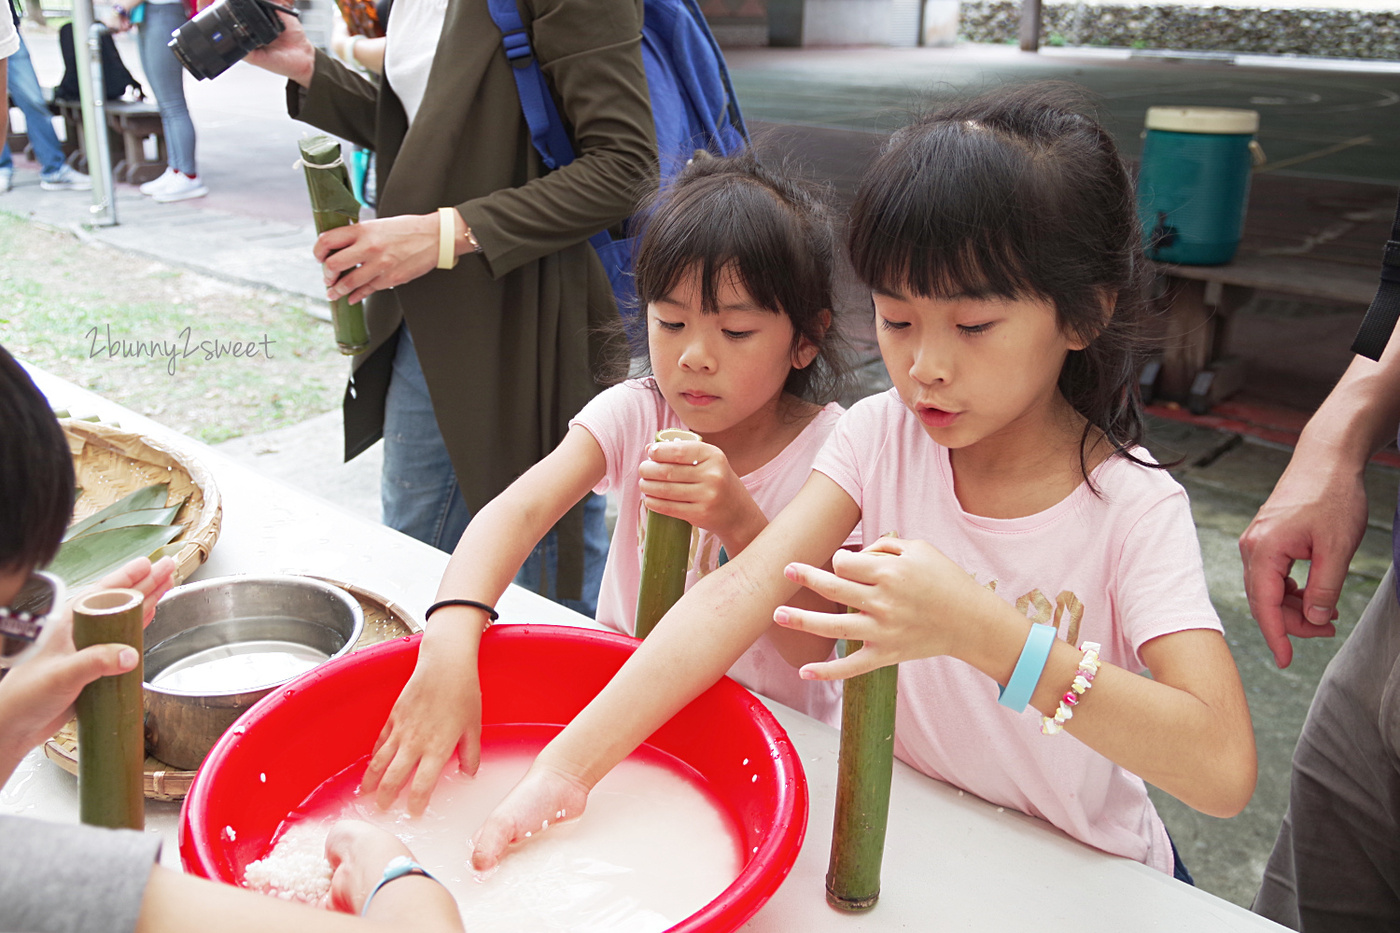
[62,419,222,586]
[44,577,422,801]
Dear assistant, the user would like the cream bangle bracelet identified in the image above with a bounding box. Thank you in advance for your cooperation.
[437,207,459,270]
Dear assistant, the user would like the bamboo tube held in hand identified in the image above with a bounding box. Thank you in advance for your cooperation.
[298,135,370,355]
[826,588,898,910]
[73,588,145,830]
[634,428,700,639]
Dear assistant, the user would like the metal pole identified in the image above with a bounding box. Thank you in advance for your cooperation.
[1019,0,1042,51]
[70,2,118,226]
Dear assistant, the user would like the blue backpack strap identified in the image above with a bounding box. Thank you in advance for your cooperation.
[679,0,747,143]
[486,0,577,172]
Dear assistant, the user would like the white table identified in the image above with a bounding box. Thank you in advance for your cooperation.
[4,369,1284,931]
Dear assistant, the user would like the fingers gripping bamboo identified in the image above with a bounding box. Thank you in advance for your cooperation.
[634,429,700,639]
[73,588,146,830]
[298,135,369,355]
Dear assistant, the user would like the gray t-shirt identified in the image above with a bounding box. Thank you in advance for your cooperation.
[0,815,161,933]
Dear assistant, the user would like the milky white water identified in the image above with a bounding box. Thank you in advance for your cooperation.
[149,639,327,693]
[245,725,745,932]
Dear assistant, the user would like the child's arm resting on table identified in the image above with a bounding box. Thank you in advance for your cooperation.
[780,536,1257,818]
[360,426,607,815]
[469,471,861,870]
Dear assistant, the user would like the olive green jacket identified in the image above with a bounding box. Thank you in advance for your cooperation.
[288,0,656,593]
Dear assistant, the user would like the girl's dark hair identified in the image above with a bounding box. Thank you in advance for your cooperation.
[848,82,1157,481]
[624,150,846,405]
[0,344,76,573]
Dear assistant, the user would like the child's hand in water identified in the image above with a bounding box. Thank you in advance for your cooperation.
[469,761,592,872]
[360,626,483,815]
[638,438,765,550]
[774,537,1011,678]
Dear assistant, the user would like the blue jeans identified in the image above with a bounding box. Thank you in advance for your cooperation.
[136,4,197,176]
[1,35,68,176]
[1167,830,1196,886]
[380,326,606,616]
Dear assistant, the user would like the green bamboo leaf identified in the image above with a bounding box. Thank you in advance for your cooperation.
[47,524,183,589]
[65,503,184,543]
[65,483,169,541]
[147,543,187,563]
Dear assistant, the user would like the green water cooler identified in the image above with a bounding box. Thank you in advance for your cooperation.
[1137,107,1260,266]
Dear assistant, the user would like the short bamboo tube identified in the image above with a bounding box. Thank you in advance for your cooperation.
[634,428,700,639]
[73,588,145,830]
[825,629,898,910]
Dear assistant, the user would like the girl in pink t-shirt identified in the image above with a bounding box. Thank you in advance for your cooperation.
[360,152,852,814]
[468,84,1256,880]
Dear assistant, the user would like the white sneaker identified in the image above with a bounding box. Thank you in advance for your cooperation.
[40,165,92,191]
[139,167,181,196]
[0,167,11,193]
[152,173,208,203]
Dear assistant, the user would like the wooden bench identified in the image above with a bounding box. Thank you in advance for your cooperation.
[52,96,167,185]
[1146,173,1391,413]
[106,100,167,185]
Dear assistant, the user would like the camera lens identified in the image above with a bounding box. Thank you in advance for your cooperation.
[169,0,290,81]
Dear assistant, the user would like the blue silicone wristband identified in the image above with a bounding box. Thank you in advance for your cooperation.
[997,623,1057,712]
[361,856,438,916]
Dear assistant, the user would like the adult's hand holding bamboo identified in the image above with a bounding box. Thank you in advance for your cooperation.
[73,587,146,830]
[298,135,369,354]
[316,213,443,307]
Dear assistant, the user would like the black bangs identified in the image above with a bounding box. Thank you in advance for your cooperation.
[624,150,846,405]
[635,171,829,324]
[847,83,1161,487]
[850,121,1039,303]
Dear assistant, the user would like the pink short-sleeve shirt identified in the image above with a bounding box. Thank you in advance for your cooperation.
[571,378,847,725]
[813,389,1223,874]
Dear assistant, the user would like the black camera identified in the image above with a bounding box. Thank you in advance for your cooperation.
[169,0,299,81]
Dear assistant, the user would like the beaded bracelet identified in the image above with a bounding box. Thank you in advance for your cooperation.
[1041,641,1102,736]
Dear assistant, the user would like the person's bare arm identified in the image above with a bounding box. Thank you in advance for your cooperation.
[468,473,860,870]
[1239,342,1400,667]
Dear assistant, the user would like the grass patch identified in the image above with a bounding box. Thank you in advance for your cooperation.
[0,211,346,444]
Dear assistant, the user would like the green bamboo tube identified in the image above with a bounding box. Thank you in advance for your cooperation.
[73,588,145,831]
[298,135,369,355]
[634,428,700,639]
[825,629,898,910]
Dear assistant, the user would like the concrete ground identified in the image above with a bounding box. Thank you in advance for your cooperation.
[7,31,1400,910]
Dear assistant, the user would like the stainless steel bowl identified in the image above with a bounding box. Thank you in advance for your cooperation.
[142,574,363,770]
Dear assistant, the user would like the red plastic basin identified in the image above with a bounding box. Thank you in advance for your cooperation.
[180,624,808,932]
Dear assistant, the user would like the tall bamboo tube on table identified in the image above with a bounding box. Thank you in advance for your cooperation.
[298,135,369,355]
[826,617,898,909]
[634,428,700,639]
[73,588,145,830]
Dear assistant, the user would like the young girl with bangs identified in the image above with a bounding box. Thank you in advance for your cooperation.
[466,84,1256,882]
[360,153,854,816]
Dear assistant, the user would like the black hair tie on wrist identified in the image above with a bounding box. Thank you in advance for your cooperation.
[424,599,500,623]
